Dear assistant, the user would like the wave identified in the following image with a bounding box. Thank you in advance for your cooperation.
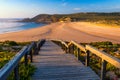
[0,18,22,22]
[0,22,25,29]
[0,19,45,34]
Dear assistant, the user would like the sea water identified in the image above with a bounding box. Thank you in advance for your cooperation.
[0,18,45,34]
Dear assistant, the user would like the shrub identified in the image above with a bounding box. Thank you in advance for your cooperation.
[0,46,3,51]
[4,41,18,46]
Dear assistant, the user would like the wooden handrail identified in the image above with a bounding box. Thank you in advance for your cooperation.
[70,41,86,52]
[27,42,35,52]
[52,39,120,68]
[51,39,68,48]
[0,46,28,80]
[52,40,86,52]
[0,39,45,80]
[86,45,120,69]
[51,39,120,80]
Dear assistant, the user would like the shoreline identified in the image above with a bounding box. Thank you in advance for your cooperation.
[0,22,46,34]
[0,22,119,43]
[0,24,47,35]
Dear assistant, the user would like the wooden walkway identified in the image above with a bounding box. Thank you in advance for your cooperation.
[32,41,100,80]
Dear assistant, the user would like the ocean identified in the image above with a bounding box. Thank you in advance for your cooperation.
[0,18,45,34]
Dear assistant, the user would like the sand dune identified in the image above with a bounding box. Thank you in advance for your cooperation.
[0,22,119,43]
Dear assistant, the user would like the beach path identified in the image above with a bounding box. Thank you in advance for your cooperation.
[32,40,100,80]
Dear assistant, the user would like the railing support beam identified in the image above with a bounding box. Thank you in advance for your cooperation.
[30,50,33,62]
[14,65,19,80]
[24,53,28,66]
[101,60,107,80]
[85,50,90,66]
[68,46,71,53]
[77,48,80,61]
[72,45,74,54]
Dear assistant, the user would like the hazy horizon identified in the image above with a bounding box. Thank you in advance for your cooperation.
[0,0,120,18]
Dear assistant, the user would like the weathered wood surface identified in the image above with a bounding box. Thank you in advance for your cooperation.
[86,45,120,69]
[32,41,100,80]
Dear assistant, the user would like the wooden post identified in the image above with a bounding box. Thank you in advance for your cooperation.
[24,53,28,66]
[65,47,67,53]
[69,46,71,53]
[66,47,68,53]
[62,44,63,49]
[85,50,90,66]
[14,65,19,80]
[77,48,80,61]
[34,42,38,55]
[61,44,63,49]
[101,60,107,80]
[34,43,38,55]
[30,50,33,62]
[67,46,69,53]
[59,42,61,47]
[36,43,39,52]
[64,45,65,52]
[64,46,66,53]
[75,46,77,57]
[72,45,74,54]
[60,44,63,49]
[63,45,65,53]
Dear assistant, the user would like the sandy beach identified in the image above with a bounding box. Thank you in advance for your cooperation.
[0,22,120,43]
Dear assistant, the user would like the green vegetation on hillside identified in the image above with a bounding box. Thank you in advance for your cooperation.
[22,13,120,26]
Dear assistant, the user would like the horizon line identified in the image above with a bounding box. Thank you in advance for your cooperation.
[1,11,120,18]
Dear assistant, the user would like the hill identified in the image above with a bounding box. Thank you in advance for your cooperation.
[21,12,120,25]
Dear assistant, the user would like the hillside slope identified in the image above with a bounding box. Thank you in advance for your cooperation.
[21,13,120,25]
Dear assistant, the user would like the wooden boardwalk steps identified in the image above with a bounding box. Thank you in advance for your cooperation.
[32,41,100,80]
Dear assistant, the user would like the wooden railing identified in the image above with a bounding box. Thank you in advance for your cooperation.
[0,39,45,80]
[52,39,120,80]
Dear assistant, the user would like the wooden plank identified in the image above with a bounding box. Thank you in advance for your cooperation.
[86,45,120,69]
[32,41,100,80]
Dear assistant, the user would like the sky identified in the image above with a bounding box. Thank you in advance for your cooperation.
[0,0,120,18]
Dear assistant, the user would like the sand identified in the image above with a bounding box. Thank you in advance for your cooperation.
[0,22,120,43]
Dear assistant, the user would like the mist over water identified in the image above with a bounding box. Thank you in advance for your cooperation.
[0,19,45,34]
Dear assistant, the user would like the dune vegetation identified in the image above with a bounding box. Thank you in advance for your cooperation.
[0,41,36,80]
[80,41,120,79]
